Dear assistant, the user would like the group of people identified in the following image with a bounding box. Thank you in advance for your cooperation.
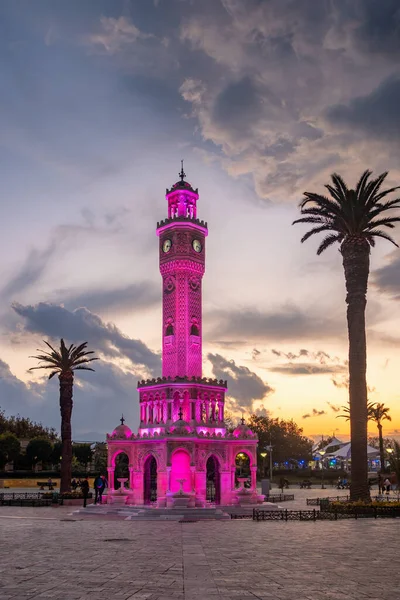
[380,477,393,495]
[71,475,108,507]
[337,477,349,489]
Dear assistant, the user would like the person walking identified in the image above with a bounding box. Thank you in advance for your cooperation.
[94,474,105,505]
[81,476,90,507]
[384,477,391,496]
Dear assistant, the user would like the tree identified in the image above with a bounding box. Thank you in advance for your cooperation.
[0,433,21,469]
[388,441,400,487]
[93,442,107,473]
[293,170,400,501]
[50,441,63,467]
[73,444,94,470]
[30,339,98,492]
[0,408,57,440]
[25,437,53,468]
[248,414,313,468]
[369,403,391,473]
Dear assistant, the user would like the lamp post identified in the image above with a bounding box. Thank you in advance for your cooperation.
[265,443,273,483]
[260,451,267,478]
[320,449,326,489]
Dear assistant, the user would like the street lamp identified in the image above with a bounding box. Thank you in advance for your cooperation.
[265,443,273,483]
[260,451,267,478]
[319,449,326,489]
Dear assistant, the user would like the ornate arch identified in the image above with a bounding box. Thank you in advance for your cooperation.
[108,446,132,468]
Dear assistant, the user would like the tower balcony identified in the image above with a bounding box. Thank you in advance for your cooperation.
[137,375,227,390]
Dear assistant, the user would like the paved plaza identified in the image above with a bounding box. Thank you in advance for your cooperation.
[0,489,399,600]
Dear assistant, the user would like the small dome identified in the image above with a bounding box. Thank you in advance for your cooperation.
[112,415,132,438]
[233,418,255,439]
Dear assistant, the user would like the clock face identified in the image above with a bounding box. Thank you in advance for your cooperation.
[162,239,172,253]
[192,239,202,253]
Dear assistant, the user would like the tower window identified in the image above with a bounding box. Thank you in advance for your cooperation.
[165,324,174,336]
[190,324,199,336]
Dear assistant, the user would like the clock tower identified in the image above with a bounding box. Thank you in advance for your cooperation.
[157,163,207,379]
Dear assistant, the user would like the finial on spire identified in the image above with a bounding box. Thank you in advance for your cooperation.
[178,406,183,420]
[120,414,125,426]
[179,159,186,182]
[241,413,245,425]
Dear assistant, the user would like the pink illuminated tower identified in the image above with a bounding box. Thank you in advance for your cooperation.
[106,166,260,508]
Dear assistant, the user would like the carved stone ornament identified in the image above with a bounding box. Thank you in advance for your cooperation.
[189,276,200,291]
[164,276,176,294]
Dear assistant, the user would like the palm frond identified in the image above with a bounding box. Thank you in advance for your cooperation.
[370,230,399,247]
[316,234,343,255]
[301,226,334,243]
[74,366,96,372]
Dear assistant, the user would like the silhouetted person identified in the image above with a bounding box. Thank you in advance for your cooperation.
[94,474,106,505]
[81,476,90,507]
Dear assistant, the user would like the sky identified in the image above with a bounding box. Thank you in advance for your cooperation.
[1,0,400,443]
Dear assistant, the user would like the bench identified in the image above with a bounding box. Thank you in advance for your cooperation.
[37,482,55,490]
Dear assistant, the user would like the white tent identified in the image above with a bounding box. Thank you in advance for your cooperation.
[328,442,379,459]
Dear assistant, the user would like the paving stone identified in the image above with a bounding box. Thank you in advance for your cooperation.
[0,495,399,600]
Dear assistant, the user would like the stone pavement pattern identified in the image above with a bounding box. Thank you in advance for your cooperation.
[0,506,399,600]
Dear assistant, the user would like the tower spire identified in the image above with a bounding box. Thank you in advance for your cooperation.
[179,159,186,182]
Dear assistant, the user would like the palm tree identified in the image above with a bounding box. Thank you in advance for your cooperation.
[369,403,391,474]
[293,170,400,501]
[30,339,98,493]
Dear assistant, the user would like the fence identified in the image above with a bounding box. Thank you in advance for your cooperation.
[253,506,400,521]
[0,492,53,507]
[307,495,400,506]
[265,494,294,503]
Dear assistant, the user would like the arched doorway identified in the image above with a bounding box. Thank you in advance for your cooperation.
[206,455,221,504]
[143,455,157,504]
[170,449,191,493]
[235,452,250,487]
[114,452,129,489]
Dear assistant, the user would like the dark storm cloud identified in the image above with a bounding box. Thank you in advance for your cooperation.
[208,306,344,341]
[0,357,140,440]
[302,408,327,420]
[62,281,160,314]
[352,0,400,57]
[212,77,269,138]
[373,253,400,298]
[326,77,400,142]
[207,353,274,408]
[12,302,161,375]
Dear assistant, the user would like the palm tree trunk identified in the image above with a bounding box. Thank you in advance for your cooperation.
[59,371,74,494]
[378,423,385,474]
[341,239,371,502]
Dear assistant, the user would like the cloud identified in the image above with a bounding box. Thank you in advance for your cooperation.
[85,16,154,54]
[326,76,400,143]
[12,302,161,376]
[327,402,341,413]
[302,408,327,419]
[207,353,274,411]
[178,0,400,200]
[270,363,346,376]
[208,306,344,342]
[0,357,140,440]
[372,252,400,299]
[61,281,160,314]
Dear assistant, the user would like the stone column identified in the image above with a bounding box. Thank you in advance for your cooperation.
[190,466,196,493]
[218,402,224,423]
[205,399,210,421]
[196,471,206,505]
[195,398,201,422]
[250,466,257,491]
[220,471,233,505]
[148,401,153,424]
[231,467,236,490]
[166,466,172,492]
[211,398,216,421]
[107,467,115,497]
[128,466,134,490]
